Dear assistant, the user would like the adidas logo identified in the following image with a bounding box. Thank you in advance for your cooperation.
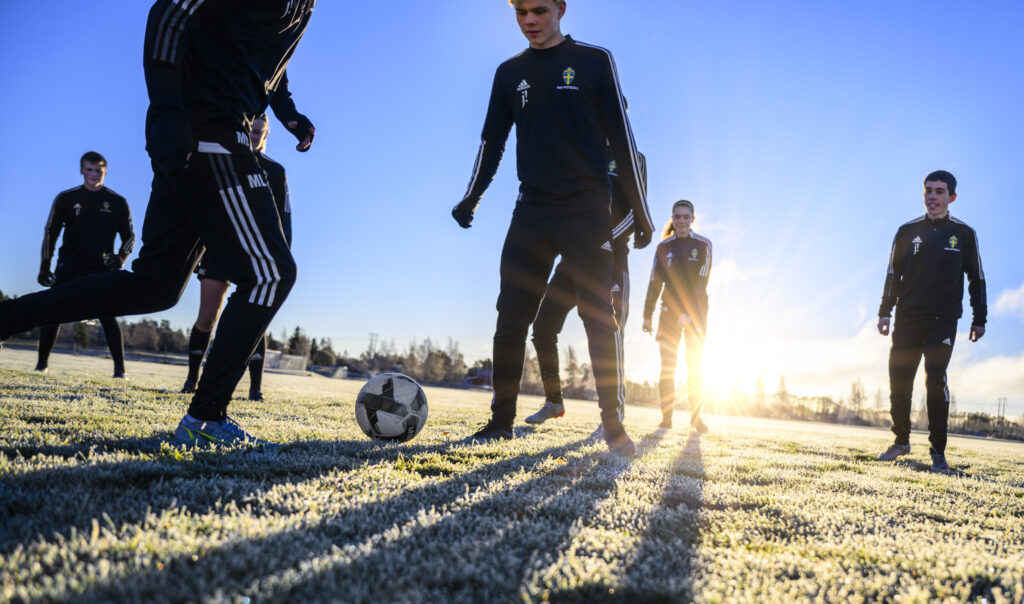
[517,80,530,91]
[611,284,621,293]
[600,241,612,251]
[942,338,952,346]
[912,236,922,243]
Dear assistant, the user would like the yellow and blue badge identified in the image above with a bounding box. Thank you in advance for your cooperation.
[691,248,699,259]
[562,67,575,85]
[608,160,617,174]
[948,235,958,249]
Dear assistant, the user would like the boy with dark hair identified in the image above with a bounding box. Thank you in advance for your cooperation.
[37,151,134,377]
[452,0,653,455]
[1,0,317,448]
[877,170,986,472]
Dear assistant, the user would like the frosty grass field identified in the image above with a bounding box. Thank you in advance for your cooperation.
[1,348,1022,603]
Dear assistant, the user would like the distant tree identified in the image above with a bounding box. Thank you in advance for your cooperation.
[578,362,596,400]
[0,289,8,302]
[266,332,283,352]
[126,320,159,350]
[915,393,929,429]
[444,338,467,384]
[849,379,866,413]
[753,375,767,407]
[311,348,336,366]
[564,346,585,399]
[520,349,543,396]
[874,387,885,411]
[72,323,90,350]
[157,320,187,353]
[774,376,792,410]
[469,358,493,374]
[287,326,311,357]
[624,379,658,406]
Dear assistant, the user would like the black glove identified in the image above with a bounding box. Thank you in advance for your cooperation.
[102,253,125,268]
[633,226,652,249]
[284,113,315,152]
[38,269,56,287]
[146,108,194,178]
[451,198,478,229]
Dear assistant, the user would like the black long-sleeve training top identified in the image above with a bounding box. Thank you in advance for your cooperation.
[644,232,713,325]
[41,186,134,272]
[879,214,986,326]
[609,152,645,248]
[143,0,314,170]
[462,36,653,234]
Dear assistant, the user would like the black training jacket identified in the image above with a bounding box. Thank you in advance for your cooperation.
[462,36,652,235]
[879,214,986,326]
[644,232,713,326]
[609,152,645,248]
[41,186,134,272]
[143,0,314,171]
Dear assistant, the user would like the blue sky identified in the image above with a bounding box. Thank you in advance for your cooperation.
[1,1,1022,415]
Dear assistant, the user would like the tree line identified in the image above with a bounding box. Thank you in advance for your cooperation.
[700,376,1024,442]
[3,304,1017,440]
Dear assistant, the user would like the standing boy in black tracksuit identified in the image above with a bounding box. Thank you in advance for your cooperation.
[877,170,986,473]
[525,153,646,437]
[37,151,134,378]
[182,114,292,402]
[0,0,317,448]
[452,0,653,456]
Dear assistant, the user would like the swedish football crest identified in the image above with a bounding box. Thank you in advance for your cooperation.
[102,201,110,210]
[562,67,575,85]
[948,235,958,249]
[608,160,617,174]
[691,249,699,259]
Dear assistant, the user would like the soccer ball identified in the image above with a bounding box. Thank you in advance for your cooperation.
[354,373,428,442]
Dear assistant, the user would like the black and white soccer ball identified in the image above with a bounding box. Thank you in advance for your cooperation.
[355,373,428,442]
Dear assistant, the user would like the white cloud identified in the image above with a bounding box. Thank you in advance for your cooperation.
[948,352,1024,408]
[994,282,1024,319]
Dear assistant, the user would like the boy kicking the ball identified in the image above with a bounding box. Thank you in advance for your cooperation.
[451,0,653,456]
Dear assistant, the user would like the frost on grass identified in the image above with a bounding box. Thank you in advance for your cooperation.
[1,350,1023,603]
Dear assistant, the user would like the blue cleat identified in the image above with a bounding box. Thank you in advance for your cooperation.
[172,415,277,450]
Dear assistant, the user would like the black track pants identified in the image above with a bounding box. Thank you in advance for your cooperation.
[2,136,295,420]
[657,314,705,424]
[36,268,126,374]
[491,205,624,433]
[888,318,957,454]
[531,251,629,419]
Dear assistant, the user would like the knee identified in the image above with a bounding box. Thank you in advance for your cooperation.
[531,330,557,349]
[278,253,297,286]
[495,317,530,348]
[272,253,297,300]
[923,368,948,386]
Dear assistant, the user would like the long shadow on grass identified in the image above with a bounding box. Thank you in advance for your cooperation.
[71,435,646,602]
[534,432,703,602]
[0,435,559,554]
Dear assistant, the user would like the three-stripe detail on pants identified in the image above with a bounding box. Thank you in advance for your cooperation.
[207,154,282,307]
